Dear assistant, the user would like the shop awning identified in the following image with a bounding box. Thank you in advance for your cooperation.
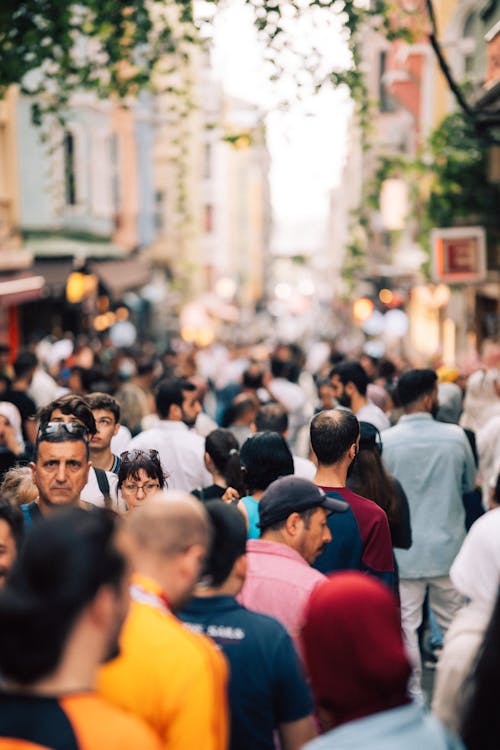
[0,272,45,306]
[90,258,152,298]
[31,259,74,297]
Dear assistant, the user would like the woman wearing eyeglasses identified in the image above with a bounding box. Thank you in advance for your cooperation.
[118,450,167,512]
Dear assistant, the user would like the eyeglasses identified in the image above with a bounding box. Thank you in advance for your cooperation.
[122,481,160,494]
[120,449,160,462]
[38,421,89,441]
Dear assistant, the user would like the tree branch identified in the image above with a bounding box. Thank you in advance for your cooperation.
[424,0,474,117]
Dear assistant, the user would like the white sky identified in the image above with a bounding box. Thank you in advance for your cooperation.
[210,0,353,255]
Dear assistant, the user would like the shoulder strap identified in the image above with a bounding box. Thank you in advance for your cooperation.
[94,468,112,509]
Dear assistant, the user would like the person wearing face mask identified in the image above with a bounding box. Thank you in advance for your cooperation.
[382,369,477,702]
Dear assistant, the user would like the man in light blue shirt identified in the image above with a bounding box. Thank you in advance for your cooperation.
[382,369,476,698]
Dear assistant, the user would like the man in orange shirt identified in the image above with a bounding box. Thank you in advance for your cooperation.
[99,493,228,750]
[0,507,160,750]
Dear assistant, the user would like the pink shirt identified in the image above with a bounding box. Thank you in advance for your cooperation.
[238,539,325,655]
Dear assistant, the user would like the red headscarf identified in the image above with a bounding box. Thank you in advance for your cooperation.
[301,572,411,727]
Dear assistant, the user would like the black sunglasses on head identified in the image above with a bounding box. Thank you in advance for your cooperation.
[120,448,160,462]
[37,421,90,441]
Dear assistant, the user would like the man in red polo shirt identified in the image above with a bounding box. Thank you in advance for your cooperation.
[310,408,394,588]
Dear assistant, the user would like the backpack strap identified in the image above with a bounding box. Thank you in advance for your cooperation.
[94,467,112,509]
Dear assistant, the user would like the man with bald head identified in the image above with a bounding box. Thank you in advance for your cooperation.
[98,494,228,750]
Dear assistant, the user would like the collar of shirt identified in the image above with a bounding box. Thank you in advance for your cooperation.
[156,420,189,432]
[183,595,240,616]
[397,412,433,424]
[246,538,310,566]
[130,573,171,612]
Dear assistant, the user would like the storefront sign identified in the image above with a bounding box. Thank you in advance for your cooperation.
[431,227,486,283]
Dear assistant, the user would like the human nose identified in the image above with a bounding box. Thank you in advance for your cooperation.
[135,485,146,496]
[55,463,67,482]
[323,526,332,544]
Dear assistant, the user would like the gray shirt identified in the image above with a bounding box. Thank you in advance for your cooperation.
[382,413,476,579]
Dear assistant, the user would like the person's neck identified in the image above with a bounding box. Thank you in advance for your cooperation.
[314,464,347,488]
[260,528,297,551]
[37,497,83,514]
[8,632,99,697]
[210,471,227,488]
[195,577,241,598]
[248,489,265,500]
[350,392,367,414]
[90,448,114,471]
[133,557,178,608]
[12,378,29,391]
[404,405,428,416]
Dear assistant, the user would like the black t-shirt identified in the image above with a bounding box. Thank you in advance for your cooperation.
[179,595,313,750]
[191,485,226,502]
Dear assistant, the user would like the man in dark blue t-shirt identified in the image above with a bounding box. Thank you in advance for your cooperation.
[179,500,315,750]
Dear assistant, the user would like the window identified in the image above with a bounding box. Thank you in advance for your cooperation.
[204,204,214,233]
[64,131,77,206]
[154,190,165,232]
[462,12,477,76]
[204,143,212,179]
[379,51,397,113]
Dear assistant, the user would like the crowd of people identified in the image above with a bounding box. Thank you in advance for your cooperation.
[0,333,499,749]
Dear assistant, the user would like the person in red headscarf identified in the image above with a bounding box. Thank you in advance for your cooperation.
[300,572,464,750]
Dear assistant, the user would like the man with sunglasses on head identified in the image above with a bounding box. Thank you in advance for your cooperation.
[36,394,124,515]
[21,421,91,528]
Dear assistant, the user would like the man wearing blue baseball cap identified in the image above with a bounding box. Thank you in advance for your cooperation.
[238,475,347,657]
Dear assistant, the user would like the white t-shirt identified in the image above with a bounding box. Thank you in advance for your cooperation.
[127,421,211,492]
[293,455,317,481]
[80,467,126,512]
[356,401,391,432]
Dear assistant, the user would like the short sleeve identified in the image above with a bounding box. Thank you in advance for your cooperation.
[272,628,313,723]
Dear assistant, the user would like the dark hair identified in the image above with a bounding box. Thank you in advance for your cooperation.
[240,431,294,493]
[461,585,500,750]
[262,505,317,533]
[38,394,97,436]
[136,358,155,377]
[35,422,90,461]
[495,474,500,505]
[205,429,244,495]
[202,500,247,587]
[0,498,24,551]
[0,508,126,684]
[347,422,399,527]
[13,351,37,379]
[155,378,194,420]
[378,358,397,381]
[270,356,293,381]
[87,392,120,423]
[310,409,360,465]
[221,396,258,428]
[396,369,437,407]
[329,360,368,397]
[254,403,288,435]
[242,364,264,390]
[118,449,166,490]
